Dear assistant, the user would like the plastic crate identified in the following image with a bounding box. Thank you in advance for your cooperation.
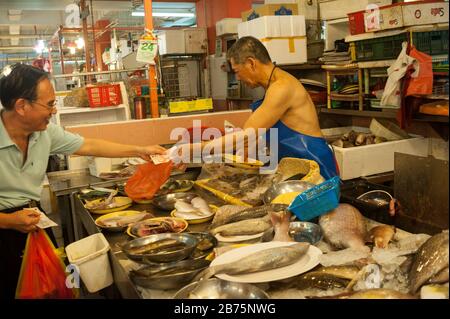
[412,30,449,56]
[86,83,122,107]
[354,33,408,61]
[288,176,340,221]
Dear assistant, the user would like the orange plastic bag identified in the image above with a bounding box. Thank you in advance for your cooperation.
[125,161,173,201]
[406,46,433,96]
[16,229,77,299]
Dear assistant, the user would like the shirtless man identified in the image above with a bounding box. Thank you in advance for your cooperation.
[175,37,337,179]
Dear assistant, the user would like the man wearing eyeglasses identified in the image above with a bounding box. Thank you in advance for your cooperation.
[0,63,168,299]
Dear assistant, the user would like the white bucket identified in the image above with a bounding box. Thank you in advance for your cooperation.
[65,233,113,293]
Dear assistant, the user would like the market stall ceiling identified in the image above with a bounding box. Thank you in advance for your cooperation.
[0,0,197,52]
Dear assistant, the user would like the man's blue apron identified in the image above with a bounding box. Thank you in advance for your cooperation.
[251,99,338,180]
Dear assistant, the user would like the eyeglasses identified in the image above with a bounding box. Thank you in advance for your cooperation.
[29,100,57,111]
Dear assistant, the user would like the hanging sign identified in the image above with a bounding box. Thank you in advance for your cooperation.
[136,30,158,64]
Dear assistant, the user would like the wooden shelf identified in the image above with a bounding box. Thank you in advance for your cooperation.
[413,114,449,124]
[58,104,125,114]
[330,93,360,101]
[319,108,397,118]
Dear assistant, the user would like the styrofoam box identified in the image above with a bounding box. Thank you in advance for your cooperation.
[262,37,307,65]
[216,18,241,36]
[364,4,403,32]
[320,0,392,20]
[321,126,429,180]
[65,233,113,293]
[402,1,449,26]
[238,15,306,39]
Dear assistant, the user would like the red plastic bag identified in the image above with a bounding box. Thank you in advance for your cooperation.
[16,229,77,299]
[125,161,173,201]
[406,46,433,96]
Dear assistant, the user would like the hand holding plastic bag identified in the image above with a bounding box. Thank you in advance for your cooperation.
[16,229,77,299]
[125,161,173,201]
[381,42,416,108]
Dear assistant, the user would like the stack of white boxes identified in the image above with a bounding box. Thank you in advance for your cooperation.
[238,15,307,65]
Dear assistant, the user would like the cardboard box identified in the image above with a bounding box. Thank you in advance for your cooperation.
[364,3,403,32]
[242,3,298,21]
[402,0,449,26]
[320,0,392,21]
[321,126,429,180]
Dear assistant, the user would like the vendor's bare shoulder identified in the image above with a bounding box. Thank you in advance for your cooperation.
[272,68,322,138]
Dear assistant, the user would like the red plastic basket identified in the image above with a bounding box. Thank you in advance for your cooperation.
[86,84,122,108]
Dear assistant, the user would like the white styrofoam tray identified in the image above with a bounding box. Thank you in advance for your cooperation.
[322,126,429,180]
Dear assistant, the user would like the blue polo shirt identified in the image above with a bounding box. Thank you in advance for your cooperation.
[0,117,84,210]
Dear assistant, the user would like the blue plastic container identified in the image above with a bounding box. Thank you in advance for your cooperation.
[288,176,340,221]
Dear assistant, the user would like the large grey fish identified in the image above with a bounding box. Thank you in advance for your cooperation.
[210,204,287,228]
[210,204,287,229]
[196,242,310,281]
[210,215,272,236]
[319,203,368,250]
[409,231,449,294]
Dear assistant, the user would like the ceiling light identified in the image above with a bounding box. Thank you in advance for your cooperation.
[75,37,84,49]
[131,11,195,18]
[69,47,76,55]
[34,39,45,54]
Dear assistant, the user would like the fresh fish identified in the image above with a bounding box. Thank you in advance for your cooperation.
[196,242,310,280]
[368,225,396,248]
[409,231,449,294]
[210,215,272,236]
[355,133,366,146]
[365,135,375,145]
[191,197,212,215]
[210,204,287,229]
[296,265,360,290]
[271,211,294,242]
[126,238,179,255]
[428,267,449,284]
[319,204,368,250]
[174,200,198,214]
[332,139,344,148]
[210,205,247,228]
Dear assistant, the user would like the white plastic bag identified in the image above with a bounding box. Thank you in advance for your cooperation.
[381,42,417,108]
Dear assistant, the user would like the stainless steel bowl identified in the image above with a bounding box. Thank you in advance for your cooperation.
[263,180,315,204]
[289,221,323,245]
[130,259,211,290]
[121,233,198,263]
[173,278,270,299]
[188,232,218,260]
[152,192,197,210]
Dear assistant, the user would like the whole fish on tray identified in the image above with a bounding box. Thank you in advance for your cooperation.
[209,215,272,236]
[127,238,183,255]
[409,231,449,294]
[210,204,287,228]
[319,204,368,251]
[196,242,310,280]
[98,212,153,228]
[296,265,360,290]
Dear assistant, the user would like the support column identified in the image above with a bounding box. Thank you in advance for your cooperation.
[80,0,91,72]
[94,20,111,71]
[144,0,159,118]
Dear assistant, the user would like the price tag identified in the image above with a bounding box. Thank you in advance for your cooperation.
[136,38,158,64]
